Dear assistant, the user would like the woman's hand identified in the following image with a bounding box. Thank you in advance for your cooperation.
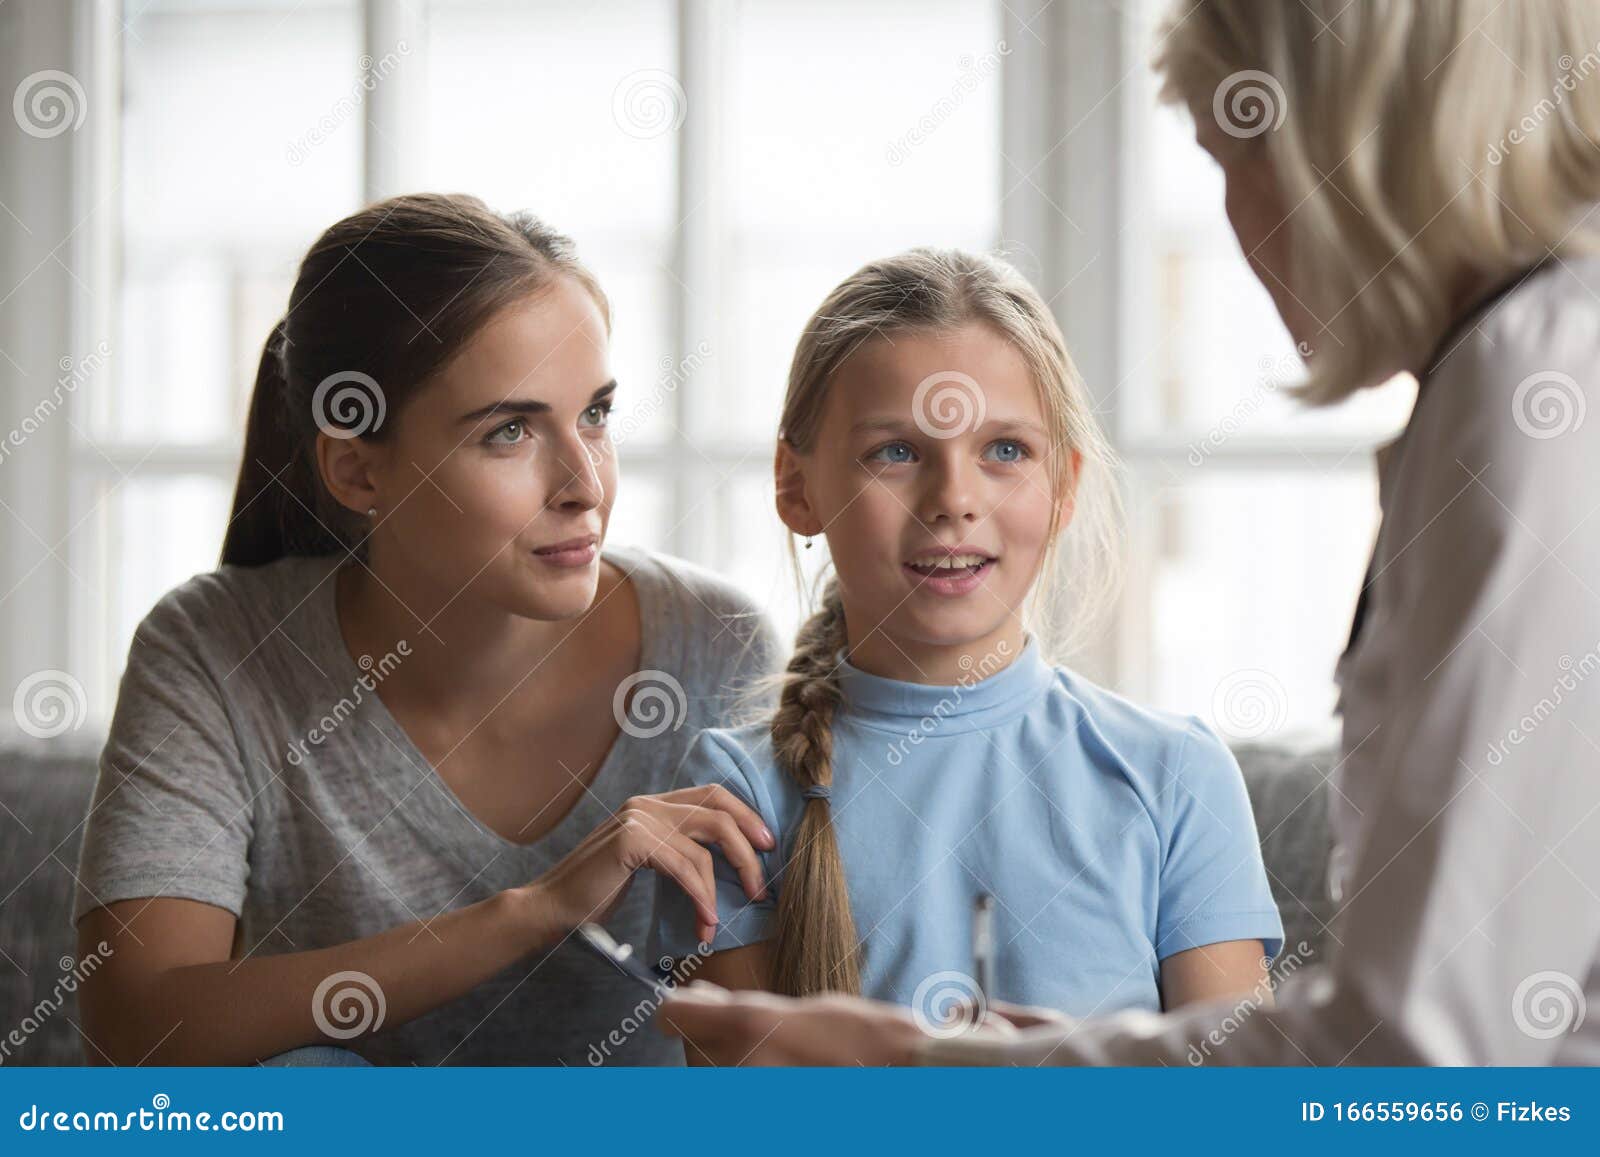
[523,785,775,946]
[659,982,930,1066]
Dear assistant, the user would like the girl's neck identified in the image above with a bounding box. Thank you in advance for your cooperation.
[842,614,1029,686]
[334,552,607,711]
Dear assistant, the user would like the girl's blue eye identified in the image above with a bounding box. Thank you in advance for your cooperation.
[985,438,1028,463]
[867,441,917,465]
[580,400,613,428]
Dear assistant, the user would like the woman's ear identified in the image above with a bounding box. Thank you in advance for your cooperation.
[316,430,386,518]
[774,439,824,538]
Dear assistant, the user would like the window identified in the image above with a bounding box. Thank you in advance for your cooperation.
[4,0,1407,744]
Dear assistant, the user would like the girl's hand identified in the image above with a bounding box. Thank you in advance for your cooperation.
[524,785,775,946]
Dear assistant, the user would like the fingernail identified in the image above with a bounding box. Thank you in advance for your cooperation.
[759,825,775,847]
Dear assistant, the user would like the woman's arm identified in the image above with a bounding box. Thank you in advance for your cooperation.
[79,785,773,1065]
[1159,939,1272,1010]
[78,890,544,1065]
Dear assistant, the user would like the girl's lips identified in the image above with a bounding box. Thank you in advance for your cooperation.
[532,539,598,568]
[902,558,996,597]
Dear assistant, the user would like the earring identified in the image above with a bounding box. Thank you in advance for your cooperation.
[367,507,377,517]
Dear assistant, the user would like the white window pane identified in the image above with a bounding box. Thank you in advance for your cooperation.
[591,255,674,449]
[709,470,830,645]
[1128,0,1413,442]
[1137,467,1377,740]
[98,474,233,685]
[606,470,670,556]
[732,0,1002,236]
[110,0,362,445]
[422,0,676,237]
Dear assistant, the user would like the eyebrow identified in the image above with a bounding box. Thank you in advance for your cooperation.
[458,380,616,424]
[848,415,1051,438]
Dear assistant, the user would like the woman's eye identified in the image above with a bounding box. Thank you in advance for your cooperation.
[579,400,613,428]
[984,438,1029,463]
[485,419,527,445]
[866,441,917,465]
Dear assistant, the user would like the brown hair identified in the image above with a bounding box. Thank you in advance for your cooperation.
[766,247,1120,997]
[221,192,608,567]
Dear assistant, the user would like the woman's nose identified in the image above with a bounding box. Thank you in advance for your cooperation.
[547,431,605,511]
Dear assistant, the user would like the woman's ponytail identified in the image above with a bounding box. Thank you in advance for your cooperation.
[221,319,341,567]
[769,579,863,997]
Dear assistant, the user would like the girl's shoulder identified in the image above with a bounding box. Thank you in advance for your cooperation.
[1046,664,1241,799]
[671,719,799,835]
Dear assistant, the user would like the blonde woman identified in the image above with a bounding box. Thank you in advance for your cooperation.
[651,247,1283,1040]
[660,0,1600,1065]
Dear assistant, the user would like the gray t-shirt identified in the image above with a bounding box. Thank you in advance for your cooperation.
[73,542,782,1065]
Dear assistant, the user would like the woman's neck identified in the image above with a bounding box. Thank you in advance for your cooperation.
[333,555,609,713]
[842,614,1029,686]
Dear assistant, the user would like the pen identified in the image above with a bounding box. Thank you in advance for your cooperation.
[972,892,995,1003]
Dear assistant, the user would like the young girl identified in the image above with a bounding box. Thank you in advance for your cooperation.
[654,248,1282,1034]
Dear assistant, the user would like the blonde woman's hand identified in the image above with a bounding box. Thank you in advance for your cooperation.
[523,785,775,947]
[659,983,928,1066]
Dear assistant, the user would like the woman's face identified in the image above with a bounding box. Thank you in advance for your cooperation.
[331,276,618,622]
[1194,110,1317,349]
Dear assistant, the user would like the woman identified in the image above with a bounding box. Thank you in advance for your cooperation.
[658,0,1600,1065]
[73,193,780,1066]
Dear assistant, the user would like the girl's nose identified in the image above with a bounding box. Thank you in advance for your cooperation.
[919,456,981,525]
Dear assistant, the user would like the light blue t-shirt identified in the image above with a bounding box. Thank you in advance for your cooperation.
[652,636,1283,1016]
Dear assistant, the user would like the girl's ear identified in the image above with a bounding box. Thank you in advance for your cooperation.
[774,439,824,537]
[1054,447,1085,536]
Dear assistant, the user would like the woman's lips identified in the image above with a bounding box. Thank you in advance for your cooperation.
[532,536,599,568]
[902,558,996,597]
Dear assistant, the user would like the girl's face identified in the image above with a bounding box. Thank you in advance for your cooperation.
[777,323,1078,676]
[326,276,618,622]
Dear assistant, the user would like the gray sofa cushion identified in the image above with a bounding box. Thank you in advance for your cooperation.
[0,732,1338,1065]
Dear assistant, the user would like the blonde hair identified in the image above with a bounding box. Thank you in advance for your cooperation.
[765,247,1121,997]
[1154,0,1600,403]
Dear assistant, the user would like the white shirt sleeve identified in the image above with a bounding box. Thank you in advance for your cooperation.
[917,280,1600,1067]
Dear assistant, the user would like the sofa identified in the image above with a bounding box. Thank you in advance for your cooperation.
[0,728,1336,1065]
